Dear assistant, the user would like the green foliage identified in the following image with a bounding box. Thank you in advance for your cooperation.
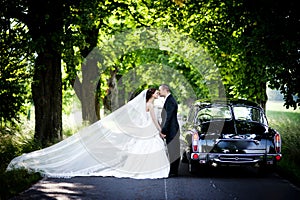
[0,18,33,124]
[171,0,299,108]
[267,110,300,166]
[1,0,299,147]
[62,87,77,115]
[97,26,223,112]
[0,121,42,199]
[243,0,300,109]
[175,0,267,103]
[0,134,19,172]
[0,114,91,199]
[113,48,209,98]
[0,121,39,170]
[266,103,300,185]
[0,168,41,200]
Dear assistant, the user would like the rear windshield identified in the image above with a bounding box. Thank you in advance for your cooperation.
[195,106,232,122]
[233,106,267,124]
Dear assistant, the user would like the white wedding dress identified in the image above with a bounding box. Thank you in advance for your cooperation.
[6,90,170,179]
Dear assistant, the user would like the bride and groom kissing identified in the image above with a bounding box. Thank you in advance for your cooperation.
[7,84,181,179]
[147,84,181,178]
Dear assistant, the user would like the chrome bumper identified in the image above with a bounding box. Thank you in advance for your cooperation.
[191,153,282,165]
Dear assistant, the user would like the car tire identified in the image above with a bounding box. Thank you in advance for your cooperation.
[181,151,189,163]
[189,160,198,174]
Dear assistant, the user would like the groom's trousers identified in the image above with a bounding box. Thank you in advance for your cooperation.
[166,133,181,175]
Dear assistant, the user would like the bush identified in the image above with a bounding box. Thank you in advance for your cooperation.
[0,122,42,200]
[0,168,41,200]
[266,107,300,186]
[0,117,82,199]
[0,134,20,172]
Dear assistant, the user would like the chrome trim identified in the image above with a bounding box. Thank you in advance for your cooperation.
[208,153,281,157]
[191,153,282,161]
[213,158,260,164]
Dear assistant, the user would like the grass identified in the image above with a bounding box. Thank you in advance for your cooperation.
[0,168,41,200]
[0,122,42,200]
[266,101,300,186]
[0,116,83,200]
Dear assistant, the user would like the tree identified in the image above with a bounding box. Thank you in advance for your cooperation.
[65,0,226,121]
[2,0,137,144]
[0,17,32,124]
[3,0,74,145]
[67,0,180,120]
[62,1,129,123]
[97,26,222,112]
[243,0,300,109]
[3,0,298,146]
[174,0,299,109]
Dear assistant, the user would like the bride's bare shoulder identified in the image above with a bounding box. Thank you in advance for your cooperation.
[146,102,154,111]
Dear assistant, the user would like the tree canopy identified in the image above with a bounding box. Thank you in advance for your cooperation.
[174,0,299,109]
[1,0,299,145]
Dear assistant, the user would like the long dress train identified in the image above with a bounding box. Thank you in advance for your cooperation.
[6,90,170,179]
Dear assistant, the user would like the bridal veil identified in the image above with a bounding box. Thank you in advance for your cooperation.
[7,90,170,179]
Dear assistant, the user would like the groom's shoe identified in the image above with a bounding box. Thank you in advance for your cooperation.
[168,173,178,178]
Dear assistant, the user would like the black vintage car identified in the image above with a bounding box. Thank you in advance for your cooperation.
[182,99,282,174]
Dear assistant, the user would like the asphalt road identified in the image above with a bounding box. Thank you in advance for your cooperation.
[11,163,300,200]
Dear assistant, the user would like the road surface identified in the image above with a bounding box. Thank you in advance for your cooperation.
[11,163,300,200]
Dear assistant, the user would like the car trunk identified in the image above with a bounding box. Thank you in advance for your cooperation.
[211,139,267,154]
[199,120,269,154]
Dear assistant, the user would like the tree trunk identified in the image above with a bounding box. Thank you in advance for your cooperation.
[95,81,101,120]
[32,51,62,146]
[259,82,268,112]
[73,56,100,124]
[81,58,99,123]
[28,0,64,146]
[218,79,226,99]
[72,26,100,123]
[117,76,126,107]
[103,69,119,112]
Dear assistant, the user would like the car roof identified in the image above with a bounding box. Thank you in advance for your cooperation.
[194,99,261,108]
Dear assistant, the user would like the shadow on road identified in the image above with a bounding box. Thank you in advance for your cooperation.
[179,162,277,179]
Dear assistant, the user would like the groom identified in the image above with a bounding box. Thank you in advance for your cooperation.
[159,84,180,177]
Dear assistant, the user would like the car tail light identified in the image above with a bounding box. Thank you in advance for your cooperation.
[192,131,199,152]
[192,153,199,160]
[275,155,281,161]
[274,133,281,153]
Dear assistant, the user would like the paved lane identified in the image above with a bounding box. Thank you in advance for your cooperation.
[11,163,300,200]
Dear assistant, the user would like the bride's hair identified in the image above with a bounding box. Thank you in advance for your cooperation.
[146,88,157,102]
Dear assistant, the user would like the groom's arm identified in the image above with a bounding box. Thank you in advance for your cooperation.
[161,99,177,135]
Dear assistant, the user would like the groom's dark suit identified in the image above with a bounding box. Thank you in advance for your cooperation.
[161,94,180,176]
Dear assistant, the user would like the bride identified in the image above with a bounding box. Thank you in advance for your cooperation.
[6,89,170,179]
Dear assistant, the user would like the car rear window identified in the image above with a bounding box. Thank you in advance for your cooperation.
[233,106,267,124]
[195,106,232,122]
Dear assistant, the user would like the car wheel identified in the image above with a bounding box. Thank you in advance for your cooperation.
[181,151,189,163]
[189,160,198,174]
